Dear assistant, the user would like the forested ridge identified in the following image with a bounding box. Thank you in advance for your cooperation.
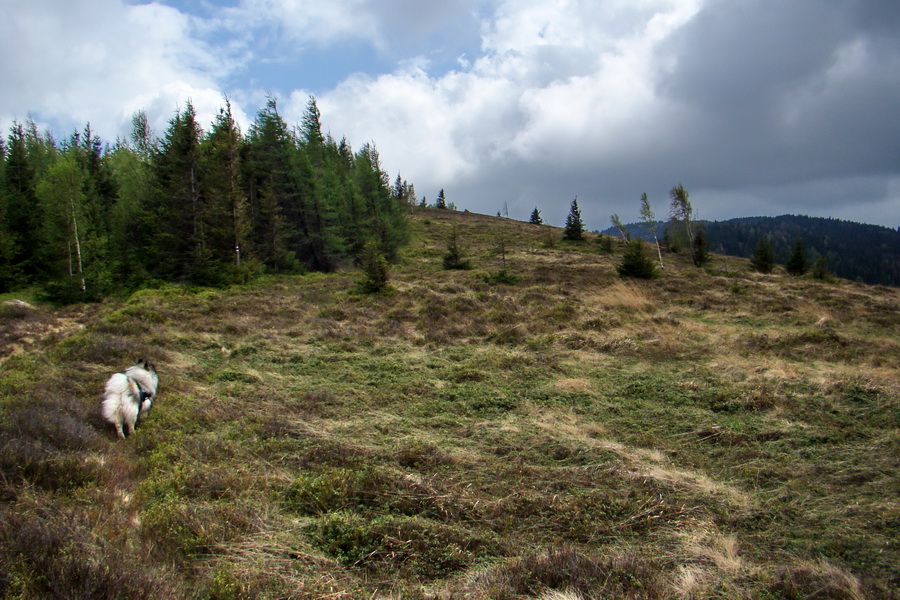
[0,97,414,301]
[605,215,900,287]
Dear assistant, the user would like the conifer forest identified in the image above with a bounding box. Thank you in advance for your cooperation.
[0,97,414,301]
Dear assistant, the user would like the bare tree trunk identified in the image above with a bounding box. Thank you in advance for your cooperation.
[67,238,73,277]
[69,196,86,294]
[653,233,664,269]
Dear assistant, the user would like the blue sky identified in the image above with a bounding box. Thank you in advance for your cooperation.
[2,0,899,229]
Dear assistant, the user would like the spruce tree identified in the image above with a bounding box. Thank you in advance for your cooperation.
[443,226,471,270]
[435,189,447,209]
[357,240,390,293]
[298,96,346,272]
[692,228,710,267]
[392,174,404,203]
[300,95,325,151]
[596,235,613,253]
[245,97,298,271]
[786,238,808,276]
[104,117,157,288]
[812,256,830,280]
[203,99,249,271]
[750,237,775,273]
[353,143,409,261]
[563,197,585,241]
[617,239,658,279]
[4,122,42,283]
[75,124,117,246]
[0,140,13,291]
[149,102,208,282]
[529,207,542,225]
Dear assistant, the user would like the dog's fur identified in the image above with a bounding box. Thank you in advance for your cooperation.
[101,359,159,439]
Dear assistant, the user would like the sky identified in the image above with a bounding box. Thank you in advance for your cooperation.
[2,0,899,229]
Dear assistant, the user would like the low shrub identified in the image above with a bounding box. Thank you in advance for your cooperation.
[311,511,496,579]
[0,510,175,599]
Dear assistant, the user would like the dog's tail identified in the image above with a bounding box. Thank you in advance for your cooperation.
[101,373,131,422]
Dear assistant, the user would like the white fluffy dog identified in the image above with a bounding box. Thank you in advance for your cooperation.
[101,358,159,439]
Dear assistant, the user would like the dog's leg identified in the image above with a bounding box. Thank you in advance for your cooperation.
[116,423,126,439]
[126,420,136,437]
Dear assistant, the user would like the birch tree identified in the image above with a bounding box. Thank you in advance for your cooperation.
[669,183,694,245]
[640,193,663,269]
[36,154,87,295]
[610,213,629,240]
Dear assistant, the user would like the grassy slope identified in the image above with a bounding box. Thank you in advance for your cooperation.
[0,208,898,599]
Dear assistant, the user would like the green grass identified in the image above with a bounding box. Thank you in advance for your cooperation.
[0,208,897,598]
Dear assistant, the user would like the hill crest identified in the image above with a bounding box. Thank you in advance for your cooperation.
[601,213,900,287]
[0,208,897,598]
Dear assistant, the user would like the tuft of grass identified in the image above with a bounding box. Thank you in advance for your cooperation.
[460,547,665,600]
[311,511,497,579]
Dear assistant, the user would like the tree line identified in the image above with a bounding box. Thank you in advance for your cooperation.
[531,185,898,284]
[0,97,416,301]
[539,186,706,280]
[603,213,899,286]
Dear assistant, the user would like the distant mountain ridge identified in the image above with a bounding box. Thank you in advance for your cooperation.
[601,215,900,287]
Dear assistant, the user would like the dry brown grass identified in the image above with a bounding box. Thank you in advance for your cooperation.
[1,208,897,599]
[589,280,655,312]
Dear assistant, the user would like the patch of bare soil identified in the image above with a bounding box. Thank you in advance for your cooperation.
[0,300,95,362]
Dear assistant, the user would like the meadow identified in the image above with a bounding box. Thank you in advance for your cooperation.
[1,208,897,599]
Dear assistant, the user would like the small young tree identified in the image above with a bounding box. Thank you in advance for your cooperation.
[610,213,629,240]
[443,226,471,270]
[529,207,543,225]
[542,225,556,249]
[639,193,663,269]
[785,237,808,276]
[596,235,613,253]
[357,240,390,292]
[750,237,775,273]
[435,189,447,210]
[812,256,830,280]
[563,197,585,241]
[692,228,710,267]
[617,239,658,279]
[484,234,520,284]
[668,183,694,252]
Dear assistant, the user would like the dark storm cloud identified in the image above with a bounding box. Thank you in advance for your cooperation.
[652,0,900,189]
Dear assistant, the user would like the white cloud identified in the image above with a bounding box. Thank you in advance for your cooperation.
[307,0,701,209]
[0,0,242,141]
[1,0,897,228]
[300,0,899,227]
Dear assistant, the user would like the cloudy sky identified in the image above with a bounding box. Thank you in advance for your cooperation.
[2,0,899,228]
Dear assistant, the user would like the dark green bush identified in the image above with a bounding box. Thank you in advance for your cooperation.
[617,239,658,279]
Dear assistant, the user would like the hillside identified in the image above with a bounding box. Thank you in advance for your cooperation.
[602,215,900,287]
[1,209,898,599]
